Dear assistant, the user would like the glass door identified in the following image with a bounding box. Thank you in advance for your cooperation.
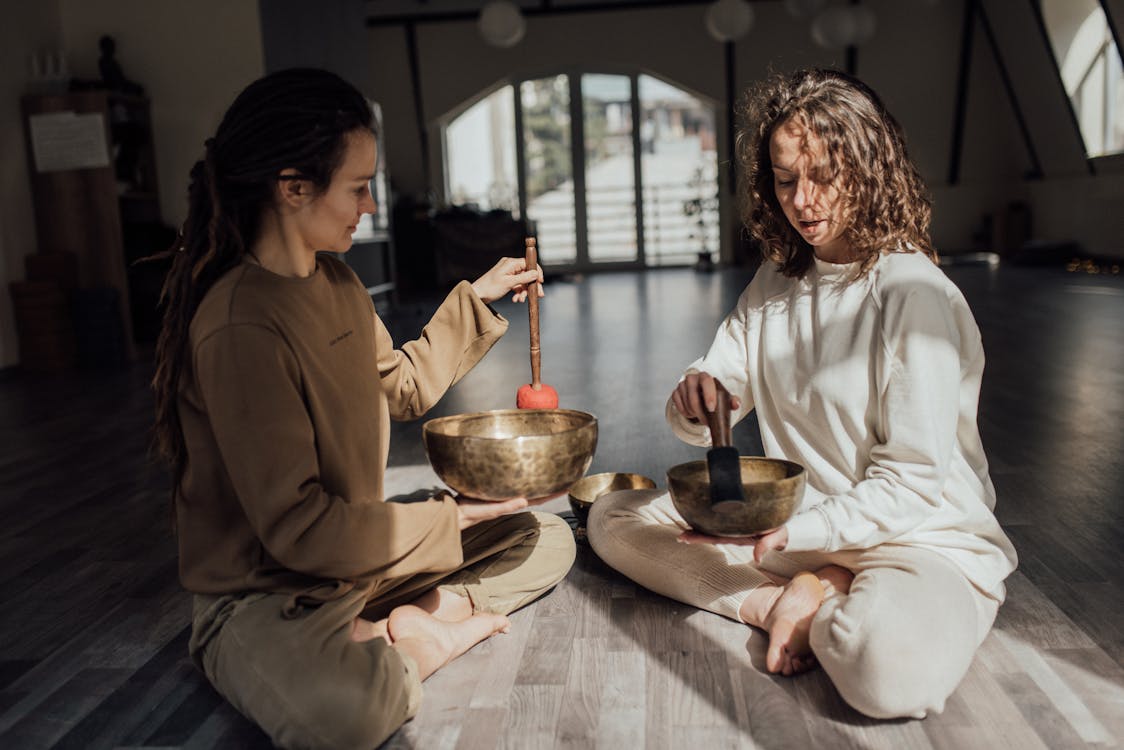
[582,73,639,264]
[638,75,719,266]
[519,75,577,265]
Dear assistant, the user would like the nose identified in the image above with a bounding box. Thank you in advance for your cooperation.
[793,177,814,212]
[361,188,377,214]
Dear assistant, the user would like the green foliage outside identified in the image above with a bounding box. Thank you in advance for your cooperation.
[523,78,571,199]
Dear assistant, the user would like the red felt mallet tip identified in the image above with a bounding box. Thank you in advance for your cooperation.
[517,382,559,409]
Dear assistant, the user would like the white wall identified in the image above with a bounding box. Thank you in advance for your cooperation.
[1030,169,1124,252]
[0,0,64,368]
[59,0,265,230]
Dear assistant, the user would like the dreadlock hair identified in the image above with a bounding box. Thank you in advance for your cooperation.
[736,68,935,278]
[151,68,373,497]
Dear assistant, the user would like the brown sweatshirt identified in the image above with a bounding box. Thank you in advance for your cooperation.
[175,255,508,602]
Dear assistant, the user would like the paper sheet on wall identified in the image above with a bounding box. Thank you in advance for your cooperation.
[28,111,111,173]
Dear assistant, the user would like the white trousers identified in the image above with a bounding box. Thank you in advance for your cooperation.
[587,489,1000,719]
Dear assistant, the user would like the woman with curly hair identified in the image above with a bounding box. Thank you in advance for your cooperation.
[151,68,575,748]
[588,68,1016,719]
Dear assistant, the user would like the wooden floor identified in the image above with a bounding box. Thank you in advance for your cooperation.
[1,262,1122,749]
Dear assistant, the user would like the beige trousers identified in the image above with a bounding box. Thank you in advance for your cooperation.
[588,489,1000,720]
[189,511,575,750]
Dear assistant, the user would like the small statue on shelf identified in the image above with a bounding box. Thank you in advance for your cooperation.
[98,35,144,96]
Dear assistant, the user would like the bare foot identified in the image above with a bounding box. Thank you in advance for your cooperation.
[388,604,510,680]
[350,617,389,643]
[814,564,855,597]
[762,572,825,676]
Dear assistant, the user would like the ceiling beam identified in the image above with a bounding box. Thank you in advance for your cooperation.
[366,0,773,27]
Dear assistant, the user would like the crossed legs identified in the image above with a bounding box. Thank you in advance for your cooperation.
[588,489,998,718]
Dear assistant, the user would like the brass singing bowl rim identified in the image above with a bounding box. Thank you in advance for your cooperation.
[666,456,806,536]
[423,408,599,502]
[665,456,805,487]
[422,408,597,441]
[568,471,658,508]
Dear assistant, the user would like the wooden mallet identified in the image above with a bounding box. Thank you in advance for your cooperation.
[516,237,559,409]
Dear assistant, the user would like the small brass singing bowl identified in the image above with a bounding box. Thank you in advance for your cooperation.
[423,409,598,502]
[568,472,657,526]
[667,457,805,537]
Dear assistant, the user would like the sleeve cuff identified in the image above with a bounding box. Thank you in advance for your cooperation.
[783,506,832,551]
[665,395,710,446]
[455,280,508,331]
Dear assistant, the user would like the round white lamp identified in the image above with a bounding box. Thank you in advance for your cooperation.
[705,0,755,42]
[478,0,526,48]
[849,5,876,45]
[810,5,876,49]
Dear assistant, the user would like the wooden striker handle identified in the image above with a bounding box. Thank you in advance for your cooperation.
[703,380,733,447]
[525,237,541,389]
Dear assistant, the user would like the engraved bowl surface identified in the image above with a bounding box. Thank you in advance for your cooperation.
[667,457,805,536]
[567,472,657,525]
[423,409,598,501]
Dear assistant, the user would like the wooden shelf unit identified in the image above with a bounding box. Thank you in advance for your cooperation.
[20,89,165,361]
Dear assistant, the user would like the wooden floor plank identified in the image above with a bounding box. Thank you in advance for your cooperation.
[1,668,130,749]
[993,630,1113,745]
[552,637,606,748]
[595,650,646,750]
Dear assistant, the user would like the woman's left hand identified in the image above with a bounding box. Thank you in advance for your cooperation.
[679,525,789,564]
[454,489,567,530]
[471,256,545,304]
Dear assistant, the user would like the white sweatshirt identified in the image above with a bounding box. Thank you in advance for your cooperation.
[667,252,1018,599]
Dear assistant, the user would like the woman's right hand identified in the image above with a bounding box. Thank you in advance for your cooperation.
[671,371,742,423]
[470,256,544,305]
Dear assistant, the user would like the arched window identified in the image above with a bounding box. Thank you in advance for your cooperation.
[441,72,720,270]
[1041,0,1124,157]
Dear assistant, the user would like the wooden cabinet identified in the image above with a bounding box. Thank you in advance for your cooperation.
[19,90,163,361]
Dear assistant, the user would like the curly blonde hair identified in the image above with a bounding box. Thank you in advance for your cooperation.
[736,68,935,278]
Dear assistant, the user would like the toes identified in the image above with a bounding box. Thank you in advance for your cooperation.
[771,649,818,677]
[766,641,784,673]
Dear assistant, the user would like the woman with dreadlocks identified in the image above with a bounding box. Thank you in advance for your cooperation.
[151,68,575,749]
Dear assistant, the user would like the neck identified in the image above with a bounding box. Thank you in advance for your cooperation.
[813,241,859,264]
[250,210,317,277]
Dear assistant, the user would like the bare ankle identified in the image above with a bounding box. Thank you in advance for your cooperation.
[412,587,473,622]
[350,617,389,643]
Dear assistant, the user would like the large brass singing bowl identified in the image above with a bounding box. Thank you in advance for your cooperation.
[667,457,805,537]
[423,409,598,501]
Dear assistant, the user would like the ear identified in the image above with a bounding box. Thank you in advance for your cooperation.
[277,168,309,209]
